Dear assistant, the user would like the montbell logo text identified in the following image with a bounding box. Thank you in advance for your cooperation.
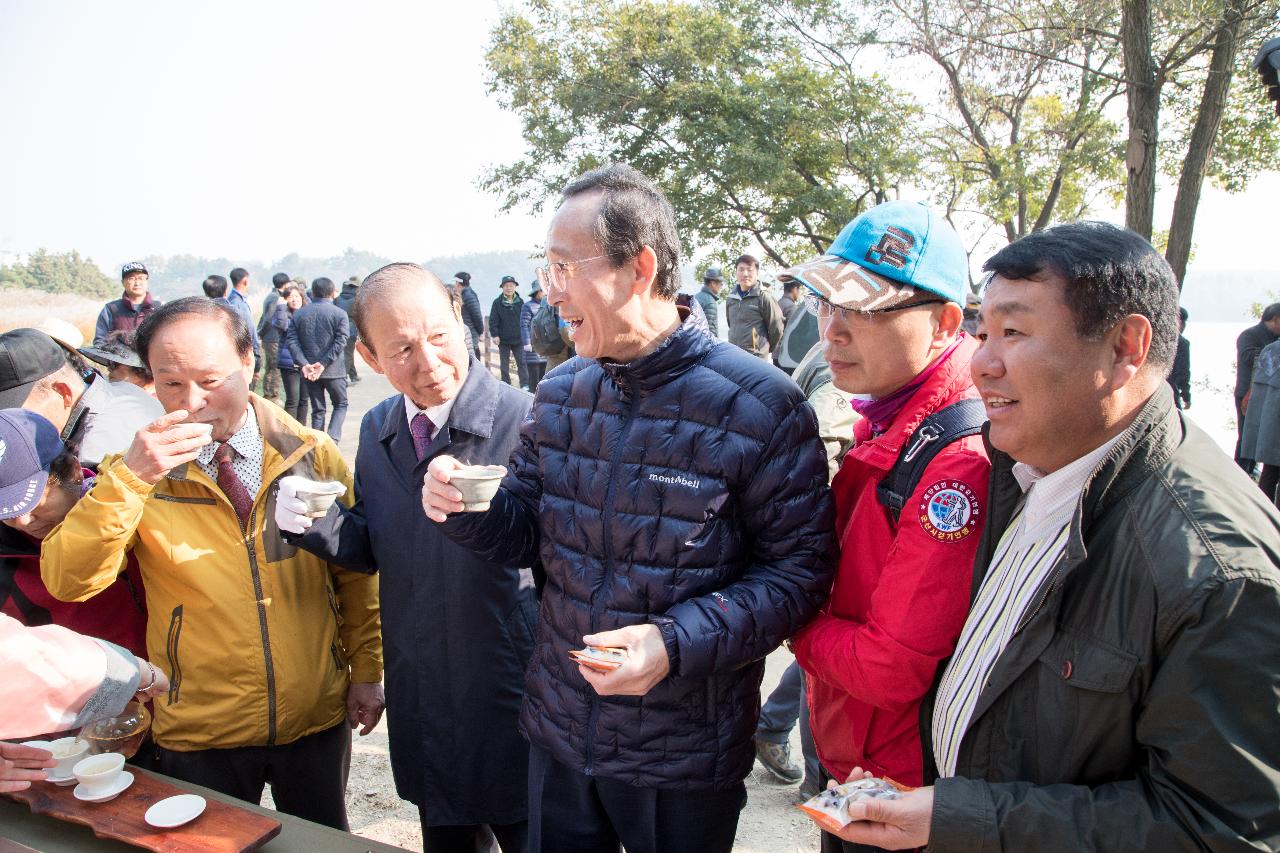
[648,472,700,489]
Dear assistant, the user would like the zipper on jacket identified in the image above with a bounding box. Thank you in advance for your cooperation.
[244,505,279,745]
[165,605,184,706]
[1014,562,1067,636]
[583,387,640,775]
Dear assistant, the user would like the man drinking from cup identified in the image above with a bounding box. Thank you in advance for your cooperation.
[41,297,382,830]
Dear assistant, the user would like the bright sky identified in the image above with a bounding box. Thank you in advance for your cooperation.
[1,1,1276,277]
[0,1,546,270]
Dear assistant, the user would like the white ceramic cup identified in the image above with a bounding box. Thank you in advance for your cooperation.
[47,736,89,778]
[72,752,125,794]
[449,464,507,512]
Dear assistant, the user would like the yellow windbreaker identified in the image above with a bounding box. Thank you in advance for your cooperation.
[42,396,382,752]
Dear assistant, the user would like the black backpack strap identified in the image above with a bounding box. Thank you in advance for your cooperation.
[877,398,987,524]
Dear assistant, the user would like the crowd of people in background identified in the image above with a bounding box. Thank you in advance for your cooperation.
[1,161,1278,853]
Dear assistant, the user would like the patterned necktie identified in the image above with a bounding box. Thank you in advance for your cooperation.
[213,442,253,529]
[410,412,435,461]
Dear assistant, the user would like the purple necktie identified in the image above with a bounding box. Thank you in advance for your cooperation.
[213,442,253,529]
[410,413,435,461]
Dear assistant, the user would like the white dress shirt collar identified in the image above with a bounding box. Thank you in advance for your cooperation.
[1011,428,1130,530]
[403,394,457,436]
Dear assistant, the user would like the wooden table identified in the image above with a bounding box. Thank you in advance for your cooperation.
[0,771,409,853]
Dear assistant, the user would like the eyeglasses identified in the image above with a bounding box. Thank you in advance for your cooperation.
[535,254,609,291]
[802,291,944,323]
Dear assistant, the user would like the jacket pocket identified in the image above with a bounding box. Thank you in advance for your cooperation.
[154,494,217,506]
[1031,629,1139,778]
[1037,629,1138,693]
[326,584,343,627]
[165,605,184,706]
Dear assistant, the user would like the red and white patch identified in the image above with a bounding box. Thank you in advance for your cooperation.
[918,480,980,543]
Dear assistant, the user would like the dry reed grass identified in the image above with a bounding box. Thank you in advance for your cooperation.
[0,288,100,339]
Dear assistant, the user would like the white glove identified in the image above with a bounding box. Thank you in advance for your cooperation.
[276,475,347,535]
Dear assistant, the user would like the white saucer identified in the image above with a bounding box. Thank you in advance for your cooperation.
[45,770,79,787]
[145,794,207,828]
[73,770,134,803]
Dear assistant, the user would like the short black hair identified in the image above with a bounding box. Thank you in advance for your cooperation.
[272,272,291,289]
[983,221,1180,368]
[311,277,336,299]
[1263,303,1280,323]
[202,274,228,299]
[560,163,682,299]
[46,443,84,491]
[734,254,759,269]
[229,268,249,286]
[102,331,152,382]
[135,296,254,367]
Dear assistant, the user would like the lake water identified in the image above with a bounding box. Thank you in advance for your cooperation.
[1182,320,1250,455]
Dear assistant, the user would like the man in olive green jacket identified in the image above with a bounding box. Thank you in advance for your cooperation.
[725,254,783,359]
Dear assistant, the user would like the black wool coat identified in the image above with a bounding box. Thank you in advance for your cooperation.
[291,362,537,826]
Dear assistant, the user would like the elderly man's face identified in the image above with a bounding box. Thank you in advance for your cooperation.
[357,281,469,409]
[123,273,149,300]
[972,273,1117,473]
[149,316,254,442]
[545,192,649,361]
[502,280,517,297]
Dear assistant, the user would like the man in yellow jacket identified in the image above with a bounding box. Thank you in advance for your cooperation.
[41,297,382,831]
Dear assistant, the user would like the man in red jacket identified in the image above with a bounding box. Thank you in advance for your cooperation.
[783,201,990,852]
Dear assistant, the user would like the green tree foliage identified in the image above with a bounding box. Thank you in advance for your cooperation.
[0,249,117,298]
[862,0,1126,242]
[484,0,922,265]
[486,0,1277,286]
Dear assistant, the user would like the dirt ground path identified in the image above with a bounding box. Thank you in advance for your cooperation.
[280,356,819,851]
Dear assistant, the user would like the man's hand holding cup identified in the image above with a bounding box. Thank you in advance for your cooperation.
[122,410,214,485]
[422,456,508,521]
[422,456,468,522]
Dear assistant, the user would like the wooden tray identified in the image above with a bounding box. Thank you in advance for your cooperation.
[3,768,281,852]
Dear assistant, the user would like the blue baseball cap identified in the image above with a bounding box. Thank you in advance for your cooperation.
[0,409,64,520]
[779,201,968,309]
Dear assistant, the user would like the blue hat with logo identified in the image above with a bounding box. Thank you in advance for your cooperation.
[779,200,968,309]
[0,409,64,520]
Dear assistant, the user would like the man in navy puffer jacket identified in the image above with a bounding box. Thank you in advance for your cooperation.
[424,164,835,853]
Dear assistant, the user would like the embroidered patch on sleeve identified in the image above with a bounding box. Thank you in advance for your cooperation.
[918,480,980,542]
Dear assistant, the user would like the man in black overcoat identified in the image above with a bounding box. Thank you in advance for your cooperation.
[277,263,536,853]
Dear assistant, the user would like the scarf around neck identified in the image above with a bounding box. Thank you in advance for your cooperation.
[850,335,965,435]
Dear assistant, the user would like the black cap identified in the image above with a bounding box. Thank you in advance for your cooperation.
[454,271,471,285]
[500,275,518,285]
[121,261,148,279]
[79,344,144,370]
[0,329,70,409]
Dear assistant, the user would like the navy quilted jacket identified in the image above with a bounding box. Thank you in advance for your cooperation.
[441,313,836,789]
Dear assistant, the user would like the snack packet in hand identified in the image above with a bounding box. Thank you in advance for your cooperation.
[796,776,909,833]
[569,645,627,672]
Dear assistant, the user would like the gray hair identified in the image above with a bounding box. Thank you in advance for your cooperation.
[352,263,458,352]
[560,164,682,299]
